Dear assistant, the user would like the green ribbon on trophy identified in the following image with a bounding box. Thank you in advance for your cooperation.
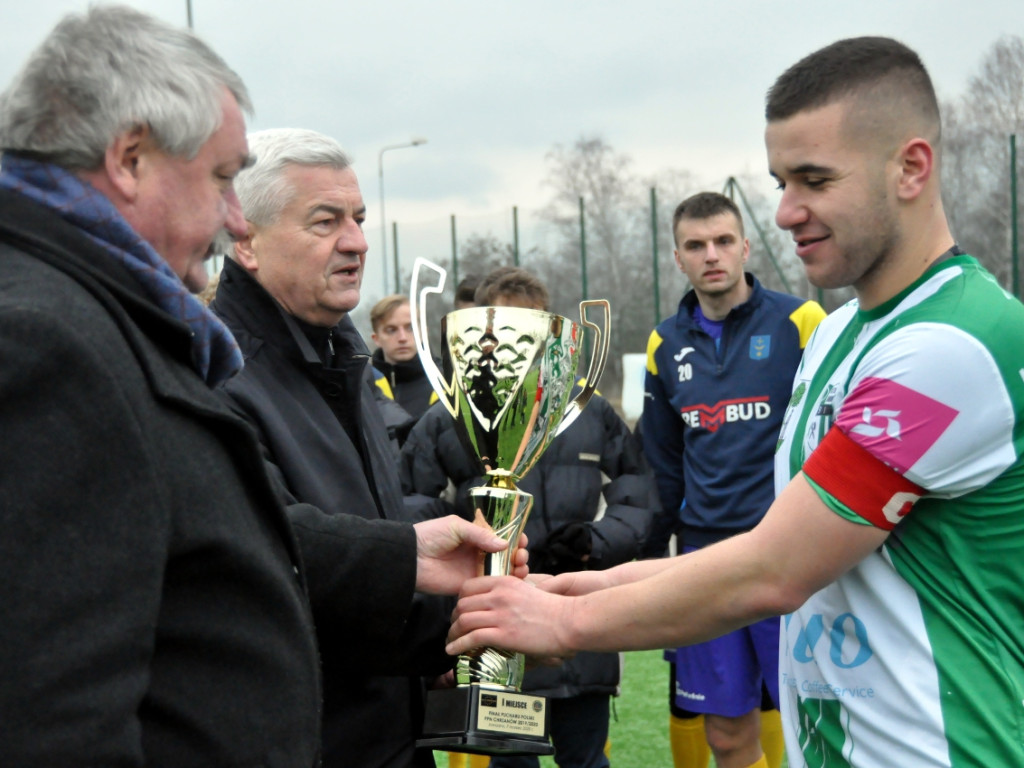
[410,258,611,756]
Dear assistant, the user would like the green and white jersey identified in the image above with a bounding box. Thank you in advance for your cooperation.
[775,255,1024,767]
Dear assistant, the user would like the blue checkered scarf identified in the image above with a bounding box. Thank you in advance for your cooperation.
[0,154,242,385]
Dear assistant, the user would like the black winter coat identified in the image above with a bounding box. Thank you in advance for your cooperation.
[372,347,436,422]
[400,392,656,697]
[211,258,451,768]
[0,188,419,767]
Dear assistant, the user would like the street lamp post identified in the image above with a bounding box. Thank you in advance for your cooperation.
[378,138,427,295]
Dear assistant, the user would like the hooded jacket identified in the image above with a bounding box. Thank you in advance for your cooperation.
[372,348,436,422]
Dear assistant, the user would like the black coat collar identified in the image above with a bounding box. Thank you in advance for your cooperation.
[211,256,369,369]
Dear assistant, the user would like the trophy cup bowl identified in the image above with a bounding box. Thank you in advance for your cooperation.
[410,258,610,756]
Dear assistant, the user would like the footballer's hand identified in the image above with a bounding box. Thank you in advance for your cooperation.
[446,575,575,659]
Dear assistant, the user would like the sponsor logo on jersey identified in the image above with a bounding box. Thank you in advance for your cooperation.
[679,396,771,431]
[837,376,958,474]
[750,334,771,360]
[785,611,873,670]
[850,407,902,439]
[783,609,877,763]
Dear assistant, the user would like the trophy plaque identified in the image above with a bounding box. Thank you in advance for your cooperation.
[410,258,610,756]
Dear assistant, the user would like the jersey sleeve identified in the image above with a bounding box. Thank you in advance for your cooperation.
[641,329,686,519]
[804,321,1018,525]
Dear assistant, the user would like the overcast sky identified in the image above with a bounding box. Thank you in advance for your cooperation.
[1,0,1017,300]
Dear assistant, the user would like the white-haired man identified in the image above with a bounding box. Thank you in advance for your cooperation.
[210,127,454,768]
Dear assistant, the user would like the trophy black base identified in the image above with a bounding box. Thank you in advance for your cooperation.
[417,686,554,756]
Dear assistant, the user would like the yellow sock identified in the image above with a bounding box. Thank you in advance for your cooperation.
[445,753,490,768]
[604,737,612,759]
[759,709,785,768]
[669,713,710,768]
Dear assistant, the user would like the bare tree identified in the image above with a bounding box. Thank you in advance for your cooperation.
[454,233,520,285]
[942,35,1024,288]
[532,137,667,398]
[640,167,702,328]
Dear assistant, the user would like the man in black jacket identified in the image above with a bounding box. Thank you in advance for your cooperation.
[210,127,455,768]
[0,10,520,767]
[401,267,655,768]
[371,294,436,421]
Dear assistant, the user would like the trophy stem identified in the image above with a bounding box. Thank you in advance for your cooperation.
[459,483,533,688]
[418,481,553,756]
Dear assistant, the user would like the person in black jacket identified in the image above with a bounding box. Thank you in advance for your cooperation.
[371,295,435,419]
[370,294,435,447]
[210,127,459,768]
[401,267,655,768]
[0,10,520,768]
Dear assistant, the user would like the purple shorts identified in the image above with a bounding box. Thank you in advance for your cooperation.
[666,549,780,717]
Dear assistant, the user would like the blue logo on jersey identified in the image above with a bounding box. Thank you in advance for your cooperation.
[750,335,771,360]
[786,612,874,669]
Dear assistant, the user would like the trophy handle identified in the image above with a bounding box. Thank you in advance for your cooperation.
[409,258,458,417]
[555,299,611,437]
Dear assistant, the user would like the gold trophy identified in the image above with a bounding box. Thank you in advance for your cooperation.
[410,258,610,756]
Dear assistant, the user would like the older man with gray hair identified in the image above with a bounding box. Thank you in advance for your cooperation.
[210,128,454,768]
[0,10,519,767]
